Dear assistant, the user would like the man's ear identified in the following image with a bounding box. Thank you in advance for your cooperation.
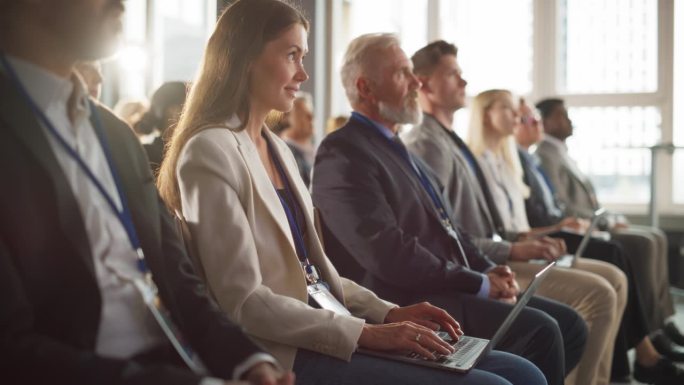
[418,75,431,94]
[357,77,374,102]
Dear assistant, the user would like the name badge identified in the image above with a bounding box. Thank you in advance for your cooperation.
[307,282,351,316]
[133,279,208,374]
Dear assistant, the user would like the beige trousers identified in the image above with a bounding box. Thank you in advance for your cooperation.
[612,225,674,331]
[511,259,627,385]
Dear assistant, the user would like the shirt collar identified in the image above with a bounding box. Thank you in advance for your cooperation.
[351,111,396,140]
[542,134,568,153]
[4,55,90,121]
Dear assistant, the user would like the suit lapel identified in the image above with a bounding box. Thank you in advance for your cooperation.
[424,117,498,232]
[355,121,446,227]
[90,106,162,249]
[0,74,95,276]
[233,129,299,257]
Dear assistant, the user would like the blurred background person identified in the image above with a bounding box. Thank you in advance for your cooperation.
[75,60,103,99]
[325,115,348,135]
[134,81,187,174]
[114,98,148,128]
[278,92,316,186]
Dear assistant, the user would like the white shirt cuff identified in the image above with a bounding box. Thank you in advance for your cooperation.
[477,273,491,298]
[200,377,225,385]
[232,352,281,380]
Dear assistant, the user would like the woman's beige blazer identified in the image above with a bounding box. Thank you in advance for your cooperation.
[176,116,396,369]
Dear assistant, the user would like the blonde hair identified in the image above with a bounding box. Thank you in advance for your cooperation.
[467,89,529,198]
[157,0,308,212]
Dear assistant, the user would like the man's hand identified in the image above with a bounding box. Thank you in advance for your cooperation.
[510,237,566,262]
[487,265,520,303]
[558,217,589,232]
[384,302,463,340]
[244,362,295,385]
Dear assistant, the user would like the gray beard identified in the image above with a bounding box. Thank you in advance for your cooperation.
[378,100,423,125]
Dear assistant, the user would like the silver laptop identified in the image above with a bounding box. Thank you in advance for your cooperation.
[359,262,555,373]
[551,208,607,268]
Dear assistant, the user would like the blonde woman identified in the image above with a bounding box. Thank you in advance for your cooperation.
[157,1,545,385]
[466,89,631,385]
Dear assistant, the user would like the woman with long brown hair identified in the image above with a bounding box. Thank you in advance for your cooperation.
[158,1,546,384]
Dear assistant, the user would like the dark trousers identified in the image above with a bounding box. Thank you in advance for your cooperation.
[553,232,650,377]
[411,293,587,385]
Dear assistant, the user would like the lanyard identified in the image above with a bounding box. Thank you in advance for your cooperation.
[0,54,150,280]
[263,134,323,283]
[352,113,454,227]
[1,54,210,374]
[352,113,471,268]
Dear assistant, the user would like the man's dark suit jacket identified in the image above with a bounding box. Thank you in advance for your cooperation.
[311,114,495,305]
[518,148,565,228]
[0,73,262,385]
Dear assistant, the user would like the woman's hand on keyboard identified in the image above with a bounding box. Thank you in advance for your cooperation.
[358,321,455,359]
[384,302,464,342]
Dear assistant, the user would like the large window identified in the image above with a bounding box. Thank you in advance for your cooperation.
[329,0,428,116]
[328,0,681,215]
[103,0,216,106]
[673,0,684,204]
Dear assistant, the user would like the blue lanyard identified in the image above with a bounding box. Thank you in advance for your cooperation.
[0,54,150,277]
[264,134,310,264]
[352,113,455,228]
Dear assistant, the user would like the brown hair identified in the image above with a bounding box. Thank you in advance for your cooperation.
[411,40,458,77]
[158,0,308,212]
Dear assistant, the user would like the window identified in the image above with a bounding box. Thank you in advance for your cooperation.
[566,106,661,204]
[438,0,533,138]
[673,0,684,204]
[555,0,668,209]
[439,0,534,96]
[560,0,658,93]
[105,0,216,105]
[329,0,428,116]
[326,0,680,214]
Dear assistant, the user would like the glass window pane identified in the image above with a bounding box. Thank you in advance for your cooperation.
[560,0,658,93]
[157,0,216,84]
[438,0,533,95]
[673,0,684,204]
[330,0,428,116]
[565,106,661,204]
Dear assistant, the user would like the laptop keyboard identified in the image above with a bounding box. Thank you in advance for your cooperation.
[405,332,484,367]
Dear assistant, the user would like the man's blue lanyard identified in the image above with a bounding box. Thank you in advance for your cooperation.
[351,113,472,268]
[351,113,454,228]
[0,53,150,279]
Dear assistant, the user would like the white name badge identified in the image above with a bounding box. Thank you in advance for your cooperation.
[307,282,351,316]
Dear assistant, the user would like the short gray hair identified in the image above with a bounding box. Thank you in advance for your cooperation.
[340,33,401,106]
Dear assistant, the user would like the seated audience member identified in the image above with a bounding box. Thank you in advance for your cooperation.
[325,115,348,135]
[0,1,292,385]
[135,81,187,173]
[158,2,546,385]
[75,60,103,99]
[516,99,684,383]
[279,92,316,186]
[311,33,587,385]
[114,98,149,127]
[404,42,624,385]
[535,98,681,344]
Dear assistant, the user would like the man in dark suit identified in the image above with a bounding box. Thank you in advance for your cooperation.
[311,33,587,385]
[0,1,292,385]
